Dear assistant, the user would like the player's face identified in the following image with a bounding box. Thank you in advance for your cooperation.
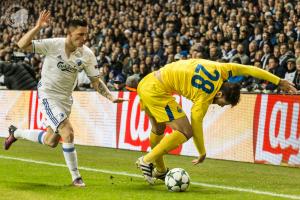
[213,92,230,107]
[69,26,88,47]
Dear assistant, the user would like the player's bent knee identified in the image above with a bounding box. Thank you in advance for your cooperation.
[61,131,74,143]
[152,124,166,135]
[58,121,75,143]
[175,127,193,139]
[183,130,193,139]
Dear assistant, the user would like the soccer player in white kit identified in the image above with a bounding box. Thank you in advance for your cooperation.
[4,10,126,187]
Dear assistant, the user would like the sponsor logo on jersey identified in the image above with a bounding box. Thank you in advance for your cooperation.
[76,59,82,66]
[57,61,77,73]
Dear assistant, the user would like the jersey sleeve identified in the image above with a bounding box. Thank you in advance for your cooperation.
[222,63,280,85]
[84,53,99,78]
[191,101,210,156]
[32,38,54,55]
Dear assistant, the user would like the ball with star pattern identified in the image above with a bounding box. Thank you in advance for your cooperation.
[165,168,190,192]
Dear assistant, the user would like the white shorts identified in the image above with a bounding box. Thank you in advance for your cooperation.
[39,97,72,132]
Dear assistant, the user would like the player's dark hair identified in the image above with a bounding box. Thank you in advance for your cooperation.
[219,82,241,107]
[67,17,87,29]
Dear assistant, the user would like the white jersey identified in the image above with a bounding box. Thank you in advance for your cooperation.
[33,38,99,99]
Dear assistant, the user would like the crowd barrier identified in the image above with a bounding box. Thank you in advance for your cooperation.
[0,90,299,167]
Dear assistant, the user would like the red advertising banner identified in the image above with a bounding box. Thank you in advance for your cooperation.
[0,90,299,168]
[254,94,300,166]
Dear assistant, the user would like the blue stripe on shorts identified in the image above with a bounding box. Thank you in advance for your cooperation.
[165,105,175,121]
[42,99,59,126]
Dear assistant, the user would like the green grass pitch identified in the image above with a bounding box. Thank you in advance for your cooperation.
[0,138,299,200]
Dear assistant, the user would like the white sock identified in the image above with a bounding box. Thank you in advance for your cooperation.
[14,129,46,144]
[62,143,81,181]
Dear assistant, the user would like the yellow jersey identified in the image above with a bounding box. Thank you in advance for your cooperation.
[159,59,280,155]
[160,59,280,103]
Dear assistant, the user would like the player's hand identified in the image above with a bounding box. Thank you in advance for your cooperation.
[192,154,206,165]
[278,79,297,94]
[112,98,128,103]
[36,10,51,29]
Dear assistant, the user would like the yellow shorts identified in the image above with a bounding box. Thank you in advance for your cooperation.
[137,72,186,123]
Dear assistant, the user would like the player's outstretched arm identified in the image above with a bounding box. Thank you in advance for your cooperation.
[17,10,50,51]
[190,102,209,165]
[226,63,297,94]
[90,77,127,103]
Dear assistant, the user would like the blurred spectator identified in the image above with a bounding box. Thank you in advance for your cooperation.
[123,48,140,77]
[0,61,37,90]
[111,74,126,91]
[279,44,293,69]
[248,41,258,65]
[152,55,162,71]
[107,70,116,91]
[293,57,300,90]
[221,41,232,61]
[265,56,286,91]
[230,44,250,65]
[97,48,110,67]
[99,63,110,83]
[110,51,123,75]
[284,58,296,83]
[0,0,299,93]
[295,48,300,58]
[125,75,139,92]
[261,43,272,70]
[139,62,150,80]
[209,46,220,61]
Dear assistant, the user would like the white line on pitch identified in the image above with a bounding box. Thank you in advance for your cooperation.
[0,155,299,200]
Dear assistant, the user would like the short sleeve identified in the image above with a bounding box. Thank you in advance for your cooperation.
[32,38,54,55]
[84,53,99,77]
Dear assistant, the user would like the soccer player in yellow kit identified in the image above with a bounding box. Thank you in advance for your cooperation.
[136,58,297,184]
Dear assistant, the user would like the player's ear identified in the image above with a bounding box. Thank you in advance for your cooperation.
[67,29,71,36]
[215,91,223,98]
[67,27,74,36]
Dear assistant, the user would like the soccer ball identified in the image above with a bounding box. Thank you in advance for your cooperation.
[165,168,190,192]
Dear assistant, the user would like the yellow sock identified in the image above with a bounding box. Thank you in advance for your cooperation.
[150,132,166,172]
[144,131,187,163]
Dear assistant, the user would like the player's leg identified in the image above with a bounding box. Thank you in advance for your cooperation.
[147,114,169,179]
[43,127,61,147]
[143,115,191,164]
[4,96,66,150]
[57,118,84,187]
[4,125,55,150]
[136,73,180,183]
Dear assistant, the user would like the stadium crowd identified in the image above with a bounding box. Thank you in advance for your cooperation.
[0,0,300,92]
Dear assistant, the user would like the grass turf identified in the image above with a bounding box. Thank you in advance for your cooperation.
[0,138,299,200]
